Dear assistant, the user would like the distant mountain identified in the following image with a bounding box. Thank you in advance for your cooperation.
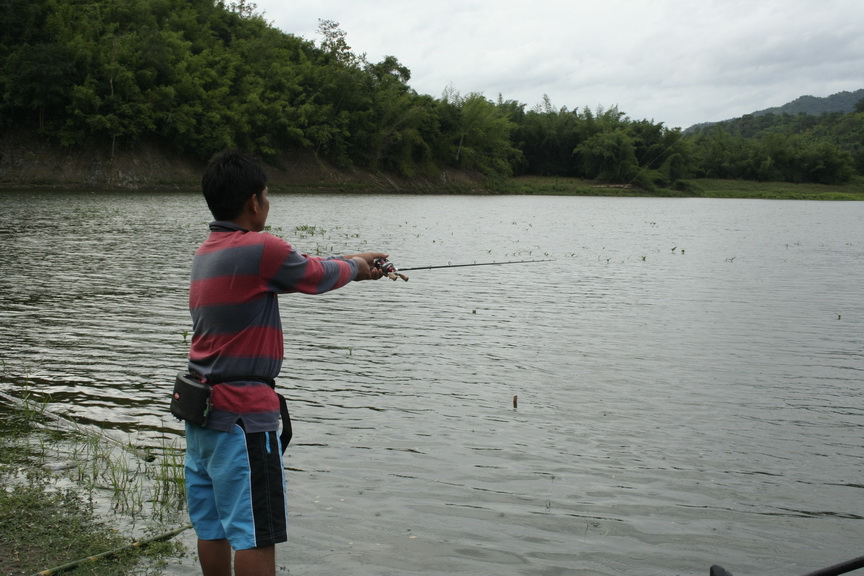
[751,89,864,117]
[687,89,864,132]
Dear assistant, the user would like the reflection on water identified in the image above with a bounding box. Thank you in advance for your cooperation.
[1,191,863,575]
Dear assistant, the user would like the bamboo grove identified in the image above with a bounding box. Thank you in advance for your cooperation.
[2,0,862,188]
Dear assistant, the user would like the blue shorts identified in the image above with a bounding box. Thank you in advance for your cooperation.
[185,423,288,550]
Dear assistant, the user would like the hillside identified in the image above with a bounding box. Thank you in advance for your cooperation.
[1,0,860,189]
[688,88,864,131]
[751,89,864,117]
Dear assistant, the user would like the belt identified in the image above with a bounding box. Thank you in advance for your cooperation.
[191,372,292,453]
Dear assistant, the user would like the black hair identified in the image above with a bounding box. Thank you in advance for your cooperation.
[201,150,269,220]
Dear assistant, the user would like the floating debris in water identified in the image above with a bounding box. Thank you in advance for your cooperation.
[42,461,76,471]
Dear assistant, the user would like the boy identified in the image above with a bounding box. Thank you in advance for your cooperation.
[185,150,386,575]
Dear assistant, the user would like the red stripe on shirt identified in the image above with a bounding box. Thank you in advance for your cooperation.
[189,325,284,362]
[190,275,263,308]
[211,383,279,413]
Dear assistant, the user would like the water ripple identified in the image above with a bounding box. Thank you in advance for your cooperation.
[1,192,863,575]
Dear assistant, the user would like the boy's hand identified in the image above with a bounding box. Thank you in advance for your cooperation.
[349,252,389,281]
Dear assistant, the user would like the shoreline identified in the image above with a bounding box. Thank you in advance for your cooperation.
[2,133,862,199]
[2,178,863,201]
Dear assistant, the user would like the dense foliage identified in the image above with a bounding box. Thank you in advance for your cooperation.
[687,112,863,184]
[2,0,862,187]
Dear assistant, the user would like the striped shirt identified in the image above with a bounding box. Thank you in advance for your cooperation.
[188,221,358,432]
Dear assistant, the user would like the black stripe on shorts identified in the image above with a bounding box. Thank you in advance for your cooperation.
[246,430,287,547]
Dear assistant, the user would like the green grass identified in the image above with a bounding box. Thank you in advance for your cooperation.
[684,178,864,200]
[0,384,186,575]
[0,470,181,576]
[492,175,864,200]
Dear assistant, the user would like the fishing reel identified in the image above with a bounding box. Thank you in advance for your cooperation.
[374,258,409,281]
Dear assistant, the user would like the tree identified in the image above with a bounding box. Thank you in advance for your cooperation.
[0,0,47,52]
[223,0,259,18]
[444,92,520,177]
[352,56,437,175]
[2,0,856,183]
[2,43,78,130]
[577,129,638,182]
[316,19,365,68]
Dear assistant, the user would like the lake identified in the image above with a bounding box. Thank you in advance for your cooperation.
[0,190,862,575]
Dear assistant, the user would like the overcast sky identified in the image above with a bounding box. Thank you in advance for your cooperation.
[253,0,864,129]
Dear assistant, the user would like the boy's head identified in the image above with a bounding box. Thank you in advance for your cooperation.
[201,150,269,221]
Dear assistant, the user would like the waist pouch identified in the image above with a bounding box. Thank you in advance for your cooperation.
[170,372,212,426]
[170,372,292,452]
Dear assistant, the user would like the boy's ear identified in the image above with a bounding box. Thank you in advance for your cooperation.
[246,193,259,214]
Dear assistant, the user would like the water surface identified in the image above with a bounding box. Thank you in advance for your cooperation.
[1,191,862,575]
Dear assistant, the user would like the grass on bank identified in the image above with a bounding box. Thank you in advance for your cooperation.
[272,174,864,199]
[496,176,864,200]
[0,471,181,576]
[0,386,186,576]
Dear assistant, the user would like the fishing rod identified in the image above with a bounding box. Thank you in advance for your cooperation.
[32,524,192,576]
[373,257,555,281]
